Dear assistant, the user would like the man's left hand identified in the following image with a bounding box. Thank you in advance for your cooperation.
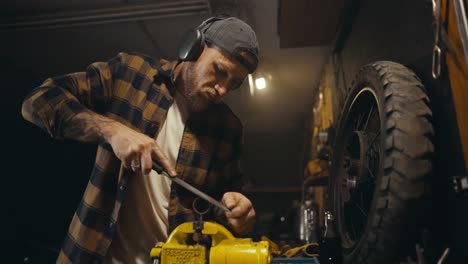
[222,192,256,236]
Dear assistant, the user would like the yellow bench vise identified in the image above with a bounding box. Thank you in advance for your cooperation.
[150,221,270,264]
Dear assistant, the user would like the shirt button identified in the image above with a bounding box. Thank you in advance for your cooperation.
[109,222,114,228]
[119,185,125,191]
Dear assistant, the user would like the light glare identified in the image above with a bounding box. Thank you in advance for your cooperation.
[255,77,266,90]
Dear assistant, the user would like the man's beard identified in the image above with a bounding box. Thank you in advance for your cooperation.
[184,66,212,112]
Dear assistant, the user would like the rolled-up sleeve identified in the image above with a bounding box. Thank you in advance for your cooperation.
[21,53,124,139]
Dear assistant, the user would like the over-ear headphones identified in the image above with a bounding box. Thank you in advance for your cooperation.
[177,15,230,61]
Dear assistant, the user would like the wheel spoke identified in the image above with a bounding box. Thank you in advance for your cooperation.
[355,112,364,130]
[362,104,374,131]
[367,166,376,179]
[351,199,367,217]
[365,130,381,156]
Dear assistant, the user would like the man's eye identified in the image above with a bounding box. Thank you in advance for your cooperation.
[218,69,228,78]
[214,64,228,78]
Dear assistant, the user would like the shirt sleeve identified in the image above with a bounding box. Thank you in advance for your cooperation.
[21,52,125,139]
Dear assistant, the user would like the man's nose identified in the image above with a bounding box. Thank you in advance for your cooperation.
[214,84,229,97]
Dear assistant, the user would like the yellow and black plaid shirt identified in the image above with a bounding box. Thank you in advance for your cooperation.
[22,52,244,263]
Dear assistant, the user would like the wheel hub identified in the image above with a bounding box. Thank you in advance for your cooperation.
[341,131,376,202]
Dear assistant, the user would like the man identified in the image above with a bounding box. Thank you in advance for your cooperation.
[22,15,259,263]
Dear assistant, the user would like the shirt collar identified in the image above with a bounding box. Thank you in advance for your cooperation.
[153,59,178,95]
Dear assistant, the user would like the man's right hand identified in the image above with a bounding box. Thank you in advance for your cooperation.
[64,111,176,176]
[105,121,176,176]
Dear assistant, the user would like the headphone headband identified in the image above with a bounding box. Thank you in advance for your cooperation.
[177,14,230,62]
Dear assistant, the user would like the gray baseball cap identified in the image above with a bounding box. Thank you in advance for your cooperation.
[202,16,259,73]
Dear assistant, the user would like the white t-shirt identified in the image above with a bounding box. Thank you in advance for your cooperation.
[105,93,189,264]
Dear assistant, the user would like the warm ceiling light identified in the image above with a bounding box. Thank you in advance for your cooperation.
[255,77,266,90]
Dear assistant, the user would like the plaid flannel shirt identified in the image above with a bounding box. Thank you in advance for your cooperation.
[21,52,244,263]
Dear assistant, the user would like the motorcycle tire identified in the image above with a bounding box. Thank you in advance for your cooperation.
[329,61,434,263]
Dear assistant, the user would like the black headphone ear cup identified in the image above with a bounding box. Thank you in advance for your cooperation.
[178,28,204,61]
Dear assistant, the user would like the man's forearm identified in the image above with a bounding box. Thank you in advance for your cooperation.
[63,111,117,143]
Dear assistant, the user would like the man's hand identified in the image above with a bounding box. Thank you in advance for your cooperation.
[105,121,176,176]
[222,192,256,236]
[65,111,175,176]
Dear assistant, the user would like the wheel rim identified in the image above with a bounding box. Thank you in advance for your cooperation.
[335,87,382,251]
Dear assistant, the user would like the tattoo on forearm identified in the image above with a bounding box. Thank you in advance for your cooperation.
[64,111,114,143]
